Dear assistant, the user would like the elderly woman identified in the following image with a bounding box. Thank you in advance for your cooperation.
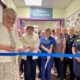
[72,27,80,80]
[54,27,66,80]
[0,8,24,80]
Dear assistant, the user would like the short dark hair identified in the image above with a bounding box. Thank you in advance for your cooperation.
[45,28,51,32]
[26,25,34,30]
[52,29,55,32]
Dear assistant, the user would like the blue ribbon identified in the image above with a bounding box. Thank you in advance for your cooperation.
[0,52,18,56]
[0,52,80,57]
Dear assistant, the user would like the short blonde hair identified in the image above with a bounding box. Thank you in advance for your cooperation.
[55,27,61,31]
[61,27,67,31]
[68,27,74,31]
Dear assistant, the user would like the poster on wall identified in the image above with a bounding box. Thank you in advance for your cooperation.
[30,8,53,19]
[65,10,80,28]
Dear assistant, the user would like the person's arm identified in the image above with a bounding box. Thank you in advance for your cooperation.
[72,47,76,54]
[47,44,53,61]
[61,38,66,61]
[31,34,40,52]
[21,35,30,49]
[0,45,6,50]
[34,35,40,49]
[72,39,80,62]
[0,45,14,52]
[48,44,53,53]
[72,46,80,62]
[41,44,49,52]
[62,38,66,54]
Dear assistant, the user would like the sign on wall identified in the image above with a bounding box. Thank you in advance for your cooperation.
[30,8,53,19]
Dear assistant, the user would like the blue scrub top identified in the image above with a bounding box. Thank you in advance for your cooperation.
[40,36,56,53]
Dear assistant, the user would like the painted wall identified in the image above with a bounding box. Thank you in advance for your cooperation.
[17,7,30,18]
[2,0,17,12]
[53,8,65,18]
[65,0,80,18]
[17,7,65,19]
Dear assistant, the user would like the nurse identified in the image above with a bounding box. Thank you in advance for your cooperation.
[72,27,80,80]
[40,28,56,80]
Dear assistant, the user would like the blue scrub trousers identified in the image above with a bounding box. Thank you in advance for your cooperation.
[41,57,53,80]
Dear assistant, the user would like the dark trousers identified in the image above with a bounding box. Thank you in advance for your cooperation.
[76,76,80,80]
[41,57,53,80]
[20,59,26,73]
[24,56,37,80]
[54,58,64,80]
[64,58,75,80]
[37,57,41,78]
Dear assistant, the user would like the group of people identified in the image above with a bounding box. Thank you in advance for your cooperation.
[0,7,80,80]
[19,24,80,80]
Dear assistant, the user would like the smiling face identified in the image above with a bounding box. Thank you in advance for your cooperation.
[61,27,67,35]
[68,27,74,36]
[3,8,16,29]
[26,27,34,35]
[55,27,61,36]
[3,12,16,28]
[45,29,51,37]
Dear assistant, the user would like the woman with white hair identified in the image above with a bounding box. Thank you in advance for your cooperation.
[0,8,24,80]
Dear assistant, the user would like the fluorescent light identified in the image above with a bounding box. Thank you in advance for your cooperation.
[24,0,42,6]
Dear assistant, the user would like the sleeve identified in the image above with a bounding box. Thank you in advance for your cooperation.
[21,34,29,49]
[72,38,77,47]
[51,37,56,46]
[14,30,23,51]
[40,37,44,45]
[34,35,40,48]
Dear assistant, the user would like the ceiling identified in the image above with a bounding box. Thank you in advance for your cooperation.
[13,0,73,8]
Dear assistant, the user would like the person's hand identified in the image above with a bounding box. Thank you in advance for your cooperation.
[47,50,52,53]
[4,46,14,52]
[60,58,64,62]
[76,58,80,63]
[28,46,35,52]
[17,48,25,52]
[36,48,41,52]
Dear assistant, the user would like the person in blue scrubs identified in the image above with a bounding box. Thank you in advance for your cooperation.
[72,27,80,80]
[40,28,56,80]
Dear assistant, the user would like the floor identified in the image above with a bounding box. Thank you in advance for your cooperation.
[20,68,70,80]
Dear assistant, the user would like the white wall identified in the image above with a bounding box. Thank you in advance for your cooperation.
[53,8,65,18]
[65,0,80,18]
[65,0,80,27]
[17,7,65,19]
[2,0,17,12]
[17,7,30,18]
